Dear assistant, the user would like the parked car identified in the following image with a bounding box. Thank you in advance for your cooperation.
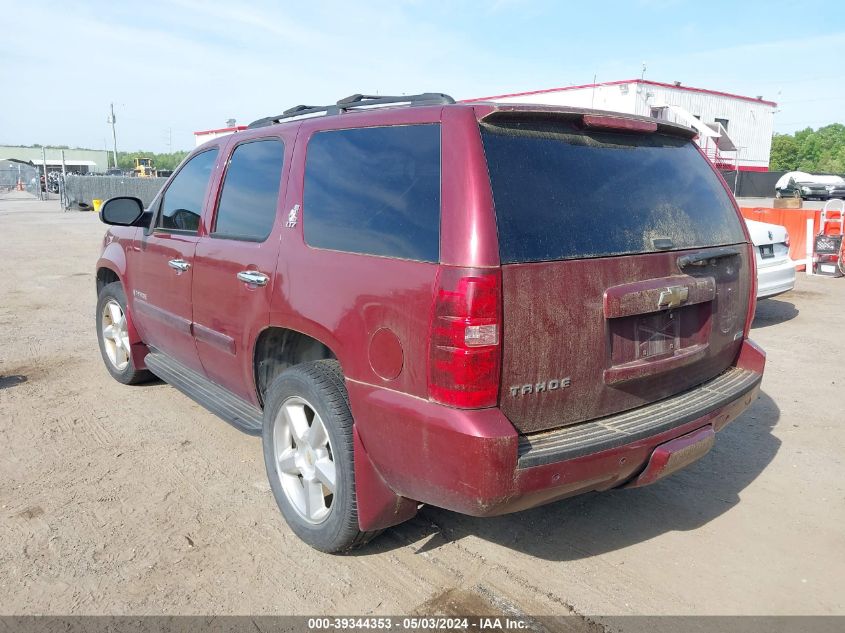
[95,94,765,552]
[824,181,845,200]
[776,178,828,200]
[775,171,845,200]
[745,219,795,298]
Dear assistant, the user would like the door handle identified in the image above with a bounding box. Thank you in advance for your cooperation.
[168,258,190,272]
[237,270,269,286]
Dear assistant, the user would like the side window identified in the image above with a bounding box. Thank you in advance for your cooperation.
[156,148,218,232]
[213,139,285,241]
[303,124,441,262]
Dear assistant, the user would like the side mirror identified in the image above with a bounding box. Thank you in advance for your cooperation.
[100,197,145,226]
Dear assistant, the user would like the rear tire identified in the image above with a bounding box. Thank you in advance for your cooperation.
[96,282,153,385]
[262,360,380,553]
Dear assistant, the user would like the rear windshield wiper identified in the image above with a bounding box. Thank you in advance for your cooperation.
[677,246,742,269]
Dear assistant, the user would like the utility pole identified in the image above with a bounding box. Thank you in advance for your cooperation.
[41,146,48,201]
[60,149,67,210]
[107,103,118,169]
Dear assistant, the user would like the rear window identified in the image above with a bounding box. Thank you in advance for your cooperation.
[480,118,746,264]
[303,124,441,262]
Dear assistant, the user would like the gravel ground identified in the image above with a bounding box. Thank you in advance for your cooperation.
[1,194,844,624]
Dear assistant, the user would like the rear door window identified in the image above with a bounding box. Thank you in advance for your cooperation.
[213,139,285,241]
[303,124,441,262]
[480,118,746,264]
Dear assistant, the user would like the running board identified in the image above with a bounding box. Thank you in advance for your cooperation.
[144,351,263,435]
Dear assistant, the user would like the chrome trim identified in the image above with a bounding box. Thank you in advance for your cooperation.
[237,270,269,286]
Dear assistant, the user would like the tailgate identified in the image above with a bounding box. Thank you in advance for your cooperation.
[480,111,752,434]
[500,247,750,432]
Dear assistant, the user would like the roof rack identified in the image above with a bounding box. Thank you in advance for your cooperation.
[248,92,455,128]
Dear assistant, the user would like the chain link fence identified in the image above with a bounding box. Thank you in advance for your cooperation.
[0,160,41,197]
[63,175,168,210]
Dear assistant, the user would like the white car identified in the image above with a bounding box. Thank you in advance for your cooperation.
[745,219,796,299]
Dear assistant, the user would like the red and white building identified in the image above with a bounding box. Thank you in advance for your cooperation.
[193,124,248,147]
[471,79,778,171]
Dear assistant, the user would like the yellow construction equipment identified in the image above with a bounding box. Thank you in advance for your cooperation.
[133,157,157,178]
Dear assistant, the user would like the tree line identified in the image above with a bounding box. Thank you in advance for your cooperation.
[770,124,845,174]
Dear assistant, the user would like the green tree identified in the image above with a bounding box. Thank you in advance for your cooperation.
[770,124,845,174]
[770,134,798,171]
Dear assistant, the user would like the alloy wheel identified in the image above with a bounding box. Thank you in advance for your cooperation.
[273,396,336,524]
[101,299,130,371]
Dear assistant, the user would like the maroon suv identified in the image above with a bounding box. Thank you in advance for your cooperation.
[95,93,765,552]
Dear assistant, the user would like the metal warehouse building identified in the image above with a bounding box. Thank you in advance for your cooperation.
[472,79,777,171]
[0,145,110,174]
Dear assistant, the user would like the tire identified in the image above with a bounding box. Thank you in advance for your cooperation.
[96,281,153,385]
[262,360,380,553]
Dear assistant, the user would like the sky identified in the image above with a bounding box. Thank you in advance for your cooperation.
[2,0,844,153]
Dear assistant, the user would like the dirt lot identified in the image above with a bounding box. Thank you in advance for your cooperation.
[1,194,844,623]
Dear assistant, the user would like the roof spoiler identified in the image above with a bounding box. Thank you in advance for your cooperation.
[479,105,697,139]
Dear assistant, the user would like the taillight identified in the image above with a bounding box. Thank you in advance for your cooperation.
[428,266,501,408]
[784,230,790,248]
[743,242,758,338]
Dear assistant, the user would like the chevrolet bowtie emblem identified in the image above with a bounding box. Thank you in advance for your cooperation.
[657,285,689,309]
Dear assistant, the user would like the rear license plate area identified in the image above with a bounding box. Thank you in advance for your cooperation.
[635,310,680,359]
[609,304,707,367]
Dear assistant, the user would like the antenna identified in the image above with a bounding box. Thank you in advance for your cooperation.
[641,62,647,81]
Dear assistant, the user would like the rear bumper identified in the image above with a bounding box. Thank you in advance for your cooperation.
[349,339,765,523]
[516,365,759,468]
[757,258,796,299]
